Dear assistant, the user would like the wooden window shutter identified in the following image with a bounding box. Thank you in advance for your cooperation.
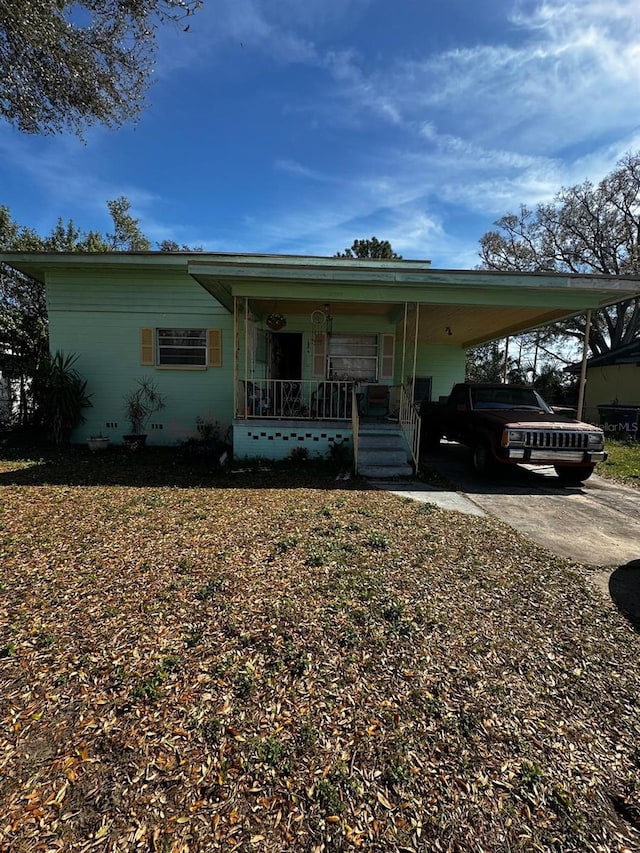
[312,332,327,378]
[140,328,154,366]
[380,333,395,380]
[207,329,222,367]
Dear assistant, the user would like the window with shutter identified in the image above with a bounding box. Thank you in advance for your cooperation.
[157,329,207,365]
[147,327,223,367]
[327,335,378,381]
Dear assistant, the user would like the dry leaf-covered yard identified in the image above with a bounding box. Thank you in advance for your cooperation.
[1,452,639,852]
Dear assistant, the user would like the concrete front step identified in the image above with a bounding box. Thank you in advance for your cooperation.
[359,449,408,467]
[359,437,406,451]
[357,426,413,478]
[358,463,414,478]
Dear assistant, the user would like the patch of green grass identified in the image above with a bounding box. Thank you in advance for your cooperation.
[305,549,325,567]
[0,641,17,658]
[233,667,254,699]
[253,734,292,775]
[195,579,224,601]
[275,535,299,554]
[131,655,181,703]
[315,778,343,815]
[519,760,543,789]
[366,532,389,550]
[183,626,204,648]
[200,717,222,746]
[600,439,640,487]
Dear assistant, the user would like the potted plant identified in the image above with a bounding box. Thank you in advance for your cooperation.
[87,434,110,451]
[123,377,166,449]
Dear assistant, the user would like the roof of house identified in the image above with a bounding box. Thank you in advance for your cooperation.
[581,338,640,368]
[2,251,640,349]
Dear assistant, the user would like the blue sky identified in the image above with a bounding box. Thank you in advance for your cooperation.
[1,0,640,267]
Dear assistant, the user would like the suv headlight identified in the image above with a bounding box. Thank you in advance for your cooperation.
[502,429,525,446]
[587,431,604,447]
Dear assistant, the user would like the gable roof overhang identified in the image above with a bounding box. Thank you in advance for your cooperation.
[2,251,640,348]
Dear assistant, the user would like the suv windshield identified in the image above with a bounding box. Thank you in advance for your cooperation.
[470,387,553,412]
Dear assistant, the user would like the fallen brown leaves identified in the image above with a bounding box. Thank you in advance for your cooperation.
[1,458,639,852]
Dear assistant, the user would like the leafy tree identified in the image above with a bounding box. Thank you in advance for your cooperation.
[0,0,203,136]
[158,239,204,252]
[532,363,577,407]
[107,197,151,251]
[335,237,402,260]
[466,343,508,383]
[479,151,640,357]
[465,342,576,405]
[0,208,49,424]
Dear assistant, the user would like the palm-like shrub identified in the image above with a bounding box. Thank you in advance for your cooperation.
[33,351,92,445]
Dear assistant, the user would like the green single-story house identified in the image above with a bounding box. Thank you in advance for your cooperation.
[2,251,640,472]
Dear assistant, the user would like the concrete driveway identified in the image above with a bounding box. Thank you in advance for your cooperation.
[418,442,640,568]
[372,442,640,627]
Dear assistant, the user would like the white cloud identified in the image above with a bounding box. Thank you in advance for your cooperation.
[295,0,639,156]
[274,159,332,181]
[0,126,163,237]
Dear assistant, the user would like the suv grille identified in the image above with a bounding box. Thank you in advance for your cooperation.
[523,430,589,449]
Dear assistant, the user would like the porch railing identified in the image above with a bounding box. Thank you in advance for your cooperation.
[399,383,421,469]
[239,379,356,420]
[351,386,360,474]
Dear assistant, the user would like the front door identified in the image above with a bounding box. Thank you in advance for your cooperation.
[269,332,302,380]
[269,332,303,416]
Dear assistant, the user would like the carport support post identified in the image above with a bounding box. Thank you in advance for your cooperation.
[577,309,591,421]
[503,336,509,383]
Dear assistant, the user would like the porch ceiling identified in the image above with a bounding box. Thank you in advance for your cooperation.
[247,298,595,347]
[417,304,572,347]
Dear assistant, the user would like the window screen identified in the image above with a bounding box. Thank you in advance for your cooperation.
[157,329,207,366]
[327,335,378,381]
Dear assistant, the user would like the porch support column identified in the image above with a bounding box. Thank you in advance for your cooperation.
[233,296,238,417]
[244,297,249,407]
[577,309,591,421]
[503,336,510,383]
[411,302,420,402]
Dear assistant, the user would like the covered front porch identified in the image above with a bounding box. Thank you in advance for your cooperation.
[229,293,426,469]
[188,254,640,471]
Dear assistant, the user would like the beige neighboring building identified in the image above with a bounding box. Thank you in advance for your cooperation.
[579,340,640,437]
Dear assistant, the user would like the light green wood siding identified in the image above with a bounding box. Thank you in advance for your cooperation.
[46,268,232,445]
[412,344,466,400]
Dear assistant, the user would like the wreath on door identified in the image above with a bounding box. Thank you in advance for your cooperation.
[267,312,286,331]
